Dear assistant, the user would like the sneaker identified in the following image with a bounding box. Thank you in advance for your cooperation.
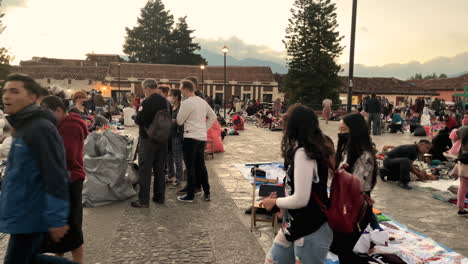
[194,188,203,196]
[458,210,468,215]
[177,194,194,203]
[131,200,149,208]
[152,197,165,204]
[177,186,188,194]
[398,182,412,190]
[203,194,211,201]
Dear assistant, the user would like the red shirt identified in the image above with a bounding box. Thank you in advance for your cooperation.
[58,113,89,182]
[445,116,459,130]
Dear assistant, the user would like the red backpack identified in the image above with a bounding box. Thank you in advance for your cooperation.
[313,168,371,233]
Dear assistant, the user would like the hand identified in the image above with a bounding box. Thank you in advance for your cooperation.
[49,225,69,242]
[426,174,437,181]
[276,208,285,219]
[259,193,277,211]
[339,163,349,170]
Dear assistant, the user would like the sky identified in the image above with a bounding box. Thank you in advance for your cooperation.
[2,0,468,78]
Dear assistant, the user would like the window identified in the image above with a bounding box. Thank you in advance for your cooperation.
[243,94,251,102]
[47,78,51,84]
[263,94,273,103]
[68,79,72,85]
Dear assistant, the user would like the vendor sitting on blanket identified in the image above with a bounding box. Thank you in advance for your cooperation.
[381,140,437,190]
[389,110,404,133]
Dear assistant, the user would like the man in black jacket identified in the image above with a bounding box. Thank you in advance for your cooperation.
[132,79,170,208]
[365,94,382,136]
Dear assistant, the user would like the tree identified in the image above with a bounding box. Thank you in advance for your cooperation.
[439,73,448,78]
[283,0,344,109]
[0,0,12,81]
[408,73,423,80]
[168,16,206,65]
[123,0,174,64]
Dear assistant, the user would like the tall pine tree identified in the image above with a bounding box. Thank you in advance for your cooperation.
[284,0,344,109]
[0,0,11,81]
[169,16,206,65]
[123,0,174,64]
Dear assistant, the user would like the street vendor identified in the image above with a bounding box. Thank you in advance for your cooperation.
[382,140,437,190]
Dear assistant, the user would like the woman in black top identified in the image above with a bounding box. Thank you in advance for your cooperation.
[261,104,334,264]
[69,91,89,120]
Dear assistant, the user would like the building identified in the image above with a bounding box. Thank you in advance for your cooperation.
[409,74,468,102]
[13,55,280,102]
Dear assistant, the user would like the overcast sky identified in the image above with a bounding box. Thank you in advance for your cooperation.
[2,0,468,75]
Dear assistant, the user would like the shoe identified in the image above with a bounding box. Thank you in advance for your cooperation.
[398,182,412,190]
[152,197,165,204]
[177,194,194,203]
[203,194,211,201]
[194,188,202,196]
[177,186,188,194]
[458,210,468,215]
[131,200,149,208]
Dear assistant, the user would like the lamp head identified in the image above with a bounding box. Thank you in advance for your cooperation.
[200,65,206,70]
[222,46,229,54]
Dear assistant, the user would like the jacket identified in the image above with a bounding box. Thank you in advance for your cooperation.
[0,104,70,234]
[59,112,89,182]
[365,98,382,113]
[135,93,170,139]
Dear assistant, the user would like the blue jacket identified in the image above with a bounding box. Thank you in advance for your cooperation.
[0,104,70,234]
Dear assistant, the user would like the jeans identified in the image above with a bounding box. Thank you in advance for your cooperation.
[367,113,381,135]
[383,158,411,184]
[168,135,184,182]
[137,137,167,203]
[214,104,221,115]
[5,233,77,264]
[265,223,333,264]
[183,138,210,198]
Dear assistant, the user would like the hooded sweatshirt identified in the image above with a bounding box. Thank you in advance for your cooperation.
[59,112,89,182]
[0,104,69,234]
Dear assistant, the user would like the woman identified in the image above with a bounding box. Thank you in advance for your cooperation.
[322,98,332,124]
[69,92,89,120]
[389,109,404,133]
[261,104,333,264]
[168,89,184,187]
[420,104,432,126]
[452,133,468,215]
[333,113,378,264]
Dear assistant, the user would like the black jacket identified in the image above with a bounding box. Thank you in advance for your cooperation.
[135,93,171,138]
[365,98,382,113]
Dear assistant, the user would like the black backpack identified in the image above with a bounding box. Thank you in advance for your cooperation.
[145,101,172,144]
[414,126,427,137]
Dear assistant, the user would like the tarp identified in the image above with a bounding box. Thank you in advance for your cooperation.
[82,131,137,207]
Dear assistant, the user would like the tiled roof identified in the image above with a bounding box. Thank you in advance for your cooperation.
[11,66,109,80]
[340,77,439,96]
[409,74,468,91]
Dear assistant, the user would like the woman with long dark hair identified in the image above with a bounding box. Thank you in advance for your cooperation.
[168,89,184,187]
[261,104,333,263]
[332,112,378,264]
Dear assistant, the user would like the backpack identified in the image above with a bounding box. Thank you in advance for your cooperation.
[414,126,427,137]
[313,167,371,233]
[145,102,172,144]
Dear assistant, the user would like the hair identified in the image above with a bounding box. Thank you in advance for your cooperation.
[157,85,170,95]
[281,104,332,165]
[337,113,378,188]
[180,80,195,92]
[38,86,50,97]
[185,76,198,88]
[5,73,43,97]
[169,88,182,104]
[371,93,376,98]
[94,115,109,129]
[73,91,87,102]
[141,78,158,90]
[41,95,67,112]
[418,139,431,145]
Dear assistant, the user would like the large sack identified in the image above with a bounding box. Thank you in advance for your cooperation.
[123,107,136,127]
[207,121,224,153]
[414,127,427,137]
[82,131,137,207]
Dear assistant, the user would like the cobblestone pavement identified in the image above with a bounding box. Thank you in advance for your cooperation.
[213,121,468,256]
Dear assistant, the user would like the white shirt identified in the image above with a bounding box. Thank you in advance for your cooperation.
[177,96,217,141]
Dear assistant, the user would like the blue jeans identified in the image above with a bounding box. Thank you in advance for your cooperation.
[265,223,333,264]
[168,135,184,182]
[4,233,77,264]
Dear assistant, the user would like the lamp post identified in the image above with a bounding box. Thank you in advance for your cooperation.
[347,0,358,113]
[222,46,229,119]
[200,65,205,94]
[117,63,121,104]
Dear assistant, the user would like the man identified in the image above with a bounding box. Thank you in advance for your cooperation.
[214,95,222,115]
[41,95,89,263]
[132,78,170,208]
[185,76,205,100]
[176,80,217,202]
[445,114,459,130]
[0,74,75,264]
[156,84,170,98]
[382,140,436,190]
[365,93,382,136]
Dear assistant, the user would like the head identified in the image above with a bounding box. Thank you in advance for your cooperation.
[73,91,87,105]
[417,139,431,154]
[156,85,170,98]
[2,73,43,114]
[168,88,182,105]
[40,95,68,123]
[36,86,50,105]
[179,80,196,98]
[371,93,376,98]
[141,78,159,97]
[94,115,109,132]
[281,104,332,164]
[185,76,198,90]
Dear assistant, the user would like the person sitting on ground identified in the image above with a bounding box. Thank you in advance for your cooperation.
[451,132,468,215]
[445,114,459,130]
[382,140,436,190]
[429,127,452,162]
[389,109,404,133]
[93,115,109,133]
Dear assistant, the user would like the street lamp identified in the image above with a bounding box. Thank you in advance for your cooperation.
[222,46,229,119]
[347,0,358,113]
[200,65,205,94]
[117,63,121,104]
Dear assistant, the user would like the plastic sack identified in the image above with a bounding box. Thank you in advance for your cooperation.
[82,131,137,207]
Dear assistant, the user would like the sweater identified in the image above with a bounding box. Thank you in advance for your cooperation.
[176,96,217,141]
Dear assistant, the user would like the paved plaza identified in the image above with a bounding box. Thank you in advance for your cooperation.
[0,121,467,263]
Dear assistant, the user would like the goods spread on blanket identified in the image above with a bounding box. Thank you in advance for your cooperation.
[234,162,286,185]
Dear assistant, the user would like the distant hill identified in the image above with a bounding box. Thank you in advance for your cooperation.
[449,71,468,78]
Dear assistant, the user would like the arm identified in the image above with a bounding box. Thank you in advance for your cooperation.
[176,101,191,126]
[276,149,316,209]
[206,102,217,129]
[59,123,84,181]
[135,99,150,127]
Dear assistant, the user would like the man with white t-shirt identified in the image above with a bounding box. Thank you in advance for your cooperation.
[176,80,217,203]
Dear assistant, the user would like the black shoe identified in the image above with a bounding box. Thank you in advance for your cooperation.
[177,194,194,203]
[194,188,202,196]
[131,200,149,208]
[398,182,412,190]
[203,194,211,201]
[177,186,188,194]
[152,197,165,204]
[458,210,468,215]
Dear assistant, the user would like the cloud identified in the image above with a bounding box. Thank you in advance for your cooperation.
[2,0,28,9]
[360,27,369,33]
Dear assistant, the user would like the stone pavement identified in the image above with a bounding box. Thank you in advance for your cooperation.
[212,121,468,256]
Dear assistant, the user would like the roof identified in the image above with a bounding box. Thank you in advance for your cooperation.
[409,74,468,91]
[340,77,439,96]
[108,63,275,82]
[11,66,108,80]
[86,53,120,57]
